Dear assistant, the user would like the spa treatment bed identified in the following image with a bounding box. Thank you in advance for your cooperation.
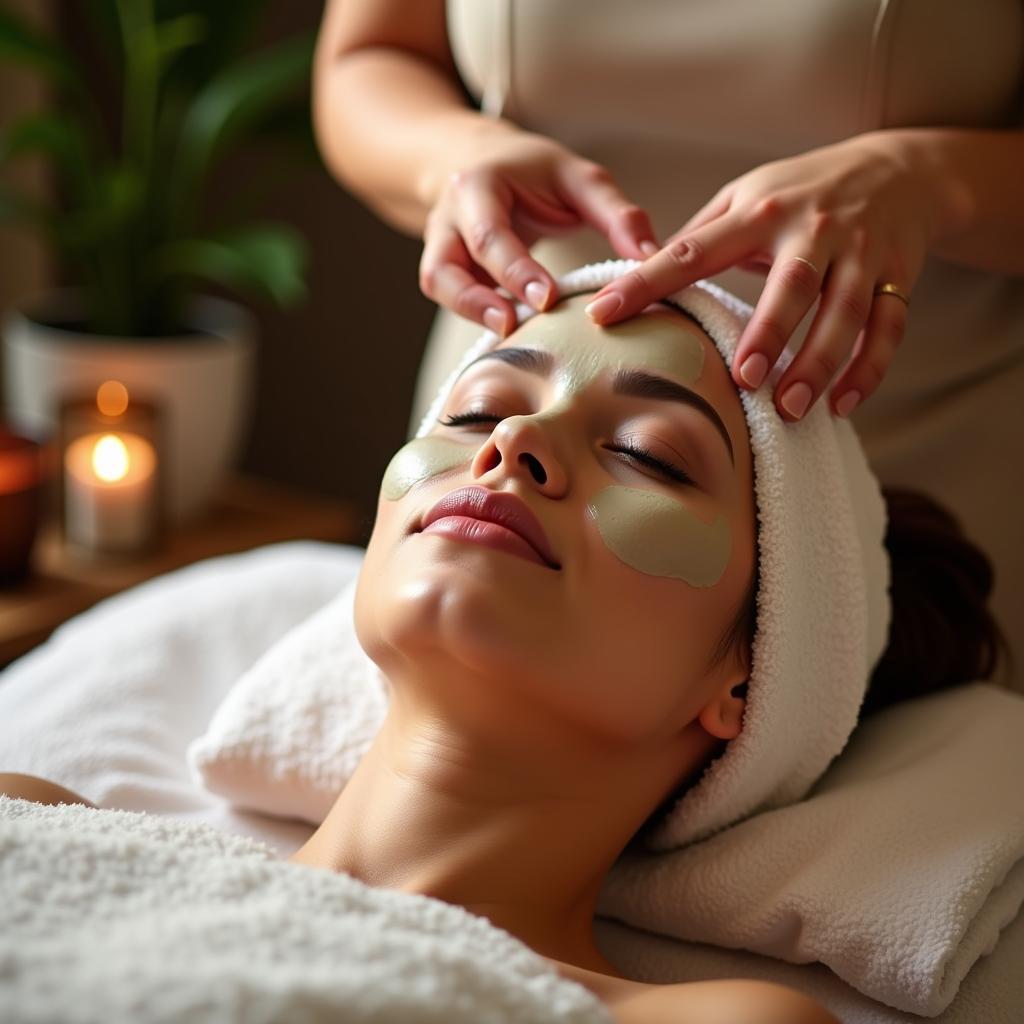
[1,541,1022,1023]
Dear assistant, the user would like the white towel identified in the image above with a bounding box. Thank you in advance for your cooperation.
[0,540,363,849]
[596,682,1024,1017]
[0,796,612,1024]
[188,575,387,825]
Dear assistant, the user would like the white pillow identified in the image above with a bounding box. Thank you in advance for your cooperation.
[186,571,389,824]
[0,539,362,820]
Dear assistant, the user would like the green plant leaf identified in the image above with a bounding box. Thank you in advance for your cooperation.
[157,0,269,92]
[0,112,94,204]
[0,7,83,88]
[59,166,145,250]
[153,13,207,71]
[170,32,314,228]
[153,222,308,307]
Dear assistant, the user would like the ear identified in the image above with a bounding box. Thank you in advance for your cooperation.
[697,677,748,741]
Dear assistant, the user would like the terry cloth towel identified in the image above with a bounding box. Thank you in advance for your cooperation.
[0,796,612,1024]
[595,682,1024,1017]
[413,258,893,850]
[188,573,387,825]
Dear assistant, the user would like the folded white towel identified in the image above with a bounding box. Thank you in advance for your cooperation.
[188,575,386,824]
[596,682,1024,1017]
[0,540,362,826]
[189,590,1024,1015]
[0,796,612,1024]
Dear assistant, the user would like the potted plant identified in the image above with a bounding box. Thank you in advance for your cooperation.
[0,1,314,524]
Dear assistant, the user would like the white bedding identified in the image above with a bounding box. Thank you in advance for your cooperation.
[0,796,612,1024]
[1,540,1021,1023]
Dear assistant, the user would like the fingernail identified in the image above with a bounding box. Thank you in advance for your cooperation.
[483,307,507,336]
[640,240,660,257]
[738,352,768,389]
[584,293,622,322]
[525,280,550,311]
[835,390,861,417]
[780,381,812,419]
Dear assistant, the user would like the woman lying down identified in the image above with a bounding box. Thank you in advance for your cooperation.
[2,261,1009,1024]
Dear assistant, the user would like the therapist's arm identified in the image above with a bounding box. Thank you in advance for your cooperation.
[0,772,97,808]
[885,127,1024,277]
[313,0,521,238]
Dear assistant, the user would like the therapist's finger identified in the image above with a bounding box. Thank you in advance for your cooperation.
[452,171,560,313]
[772,255,877,422]
[558,160,661,259]
[827,275,909,417]
[584,208,762,324]
[732,249,828,392]
[419,217,517,337]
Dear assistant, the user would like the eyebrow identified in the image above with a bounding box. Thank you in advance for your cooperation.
[459,346,735,467]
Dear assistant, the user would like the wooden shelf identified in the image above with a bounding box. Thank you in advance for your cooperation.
[0,473,364,669]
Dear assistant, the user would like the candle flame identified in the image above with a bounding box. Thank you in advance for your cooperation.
[92,433,130,482]
[96,380,129,417]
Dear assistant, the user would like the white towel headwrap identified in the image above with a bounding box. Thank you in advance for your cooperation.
[415,259,892,851]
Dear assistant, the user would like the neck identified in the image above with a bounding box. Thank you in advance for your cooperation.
[287,688,716,975]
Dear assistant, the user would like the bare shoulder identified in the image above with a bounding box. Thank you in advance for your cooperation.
[614,977,841,1024]
[0,772,97,809]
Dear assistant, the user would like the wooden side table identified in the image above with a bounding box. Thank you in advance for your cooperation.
[0,473,364,669]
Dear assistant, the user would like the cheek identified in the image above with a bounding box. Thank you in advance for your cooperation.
[587,485,732,587]
[379,436,473,500]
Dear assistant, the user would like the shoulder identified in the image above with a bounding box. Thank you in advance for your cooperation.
[615,977,840,1024]
[0,772,97,809]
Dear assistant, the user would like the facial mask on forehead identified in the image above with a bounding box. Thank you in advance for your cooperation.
[512,295,705,394]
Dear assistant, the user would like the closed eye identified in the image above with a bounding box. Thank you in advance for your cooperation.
[436,409,693,485]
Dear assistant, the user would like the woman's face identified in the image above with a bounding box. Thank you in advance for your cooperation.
[354,294,757,746]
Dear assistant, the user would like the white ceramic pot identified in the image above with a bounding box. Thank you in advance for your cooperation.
[2,291,257,526]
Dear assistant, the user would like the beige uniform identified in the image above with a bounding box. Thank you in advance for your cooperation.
[408,0,1024,691]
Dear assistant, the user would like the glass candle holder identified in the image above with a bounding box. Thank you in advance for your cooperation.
[57,380,165,558]
[0,422,45,585]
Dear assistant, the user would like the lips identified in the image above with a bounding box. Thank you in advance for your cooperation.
[417,486,561,570]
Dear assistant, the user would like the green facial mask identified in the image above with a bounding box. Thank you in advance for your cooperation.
[380,437,471,502]
[518,297,705,393]
[587,486,731,587]
[382,295,733,586]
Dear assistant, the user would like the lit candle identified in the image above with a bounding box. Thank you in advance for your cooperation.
[63,430,157,552]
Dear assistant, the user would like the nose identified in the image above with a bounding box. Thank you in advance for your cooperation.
[471,410,569,495]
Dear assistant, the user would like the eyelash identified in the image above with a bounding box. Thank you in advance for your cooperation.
[437,409,693,485]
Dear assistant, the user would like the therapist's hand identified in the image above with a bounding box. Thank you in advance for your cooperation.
[583,131,952,421]
[419,129,659,337]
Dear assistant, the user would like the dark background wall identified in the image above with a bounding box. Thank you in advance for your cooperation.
[2,1,448,548]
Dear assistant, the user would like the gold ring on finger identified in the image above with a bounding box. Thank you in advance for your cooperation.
[872,282,910,307]
[790,255,820,276]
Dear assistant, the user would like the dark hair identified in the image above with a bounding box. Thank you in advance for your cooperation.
[632,485,1013,845]
[859,486,1014,716]
[708,485,1012,712]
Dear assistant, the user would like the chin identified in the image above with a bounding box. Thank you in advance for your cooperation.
[354,544,554,687]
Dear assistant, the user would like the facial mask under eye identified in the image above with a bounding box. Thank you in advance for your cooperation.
[381,437,472,500]
[588,485,731,587]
